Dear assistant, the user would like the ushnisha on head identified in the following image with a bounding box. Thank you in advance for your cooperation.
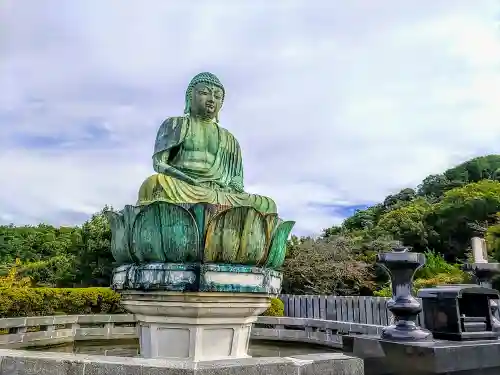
[184,72,225,121]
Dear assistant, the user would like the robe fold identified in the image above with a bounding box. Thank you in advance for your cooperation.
[137,116,277,214]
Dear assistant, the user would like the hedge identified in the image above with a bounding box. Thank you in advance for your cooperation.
[0,287,286,318]
[0,287,123,317]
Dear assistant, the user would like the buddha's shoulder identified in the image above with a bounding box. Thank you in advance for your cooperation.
[217,124,240,145]
[161,116,189,126]
[157,116,190,134]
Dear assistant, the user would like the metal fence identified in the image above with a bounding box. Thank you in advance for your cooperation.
[279,294,425,326]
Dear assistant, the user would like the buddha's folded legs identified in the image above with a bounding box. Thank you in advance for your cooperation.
[137,174,277,214]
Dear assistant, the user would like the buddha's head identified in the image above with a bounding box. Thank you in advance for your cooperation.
[184,72,225,121]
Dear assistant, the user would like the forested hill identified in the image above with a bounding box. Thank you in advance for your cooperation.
[2,154,500,296]
[323,154,500,261]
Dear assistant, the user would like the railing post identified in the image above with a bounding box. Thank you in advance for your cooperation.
[376,246,431,341]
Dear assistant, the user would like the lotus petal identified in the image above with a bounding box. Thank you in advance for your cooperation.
[238,208,267,264]
[132,202,200,263]
[158,202,200,262]
[104,206,139,264]
[257,213,279,265]
[131,204,163,263]
[204,206,267,264]
[265,220,295,269]
[188,203,222,249]
[264,214,279,240]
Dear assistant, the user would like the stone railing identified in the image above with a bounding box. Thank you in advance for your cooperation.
[0,314,385,350]
[0,314,136,349]
[254,316,384,349]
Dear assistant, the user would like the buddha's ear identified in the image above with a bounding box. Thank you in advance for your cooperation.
[184,87,194,115]
[216,101,223,122]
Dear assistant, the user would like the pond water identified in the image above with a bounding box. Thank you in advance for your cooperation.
[30,339,338,358]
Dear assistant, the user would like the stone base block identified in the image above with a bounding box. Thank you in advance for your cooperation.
[0,349,364,375]
[112,263,282,294]
[121,291,270,361]
[348,334,500,375]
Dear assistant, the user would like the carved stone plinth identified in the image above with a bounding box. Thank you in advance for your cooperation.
[112,263,282,294]
[121,291,270,361]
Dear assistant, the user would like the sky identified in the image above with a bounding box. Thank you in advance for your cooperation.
[1,1,500,235]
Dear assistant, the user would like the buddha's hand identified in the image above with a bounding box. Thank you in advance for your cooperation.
[213,181,230,191]
[187,178,202,186]
[155,161,201,186]
[228,178,244,193]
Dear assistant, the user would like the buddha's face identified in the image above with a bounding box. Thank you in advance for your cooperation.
[190,83,223,120]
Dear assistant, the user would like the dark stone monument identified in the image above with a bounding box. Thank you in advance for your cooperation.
[418,284,500,341]
[463,262,500,288]
[349,247,500,375]
[463,262,500,331]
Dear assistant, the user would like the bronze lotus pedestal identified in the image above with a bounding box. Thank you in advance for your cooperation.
[107,202,293,362]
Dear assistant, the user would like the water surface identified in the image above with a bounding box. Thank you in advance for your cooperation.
[30,338,338,358]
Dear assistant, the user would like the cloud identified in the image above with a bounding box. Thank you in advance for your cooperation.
[1,0,499,235]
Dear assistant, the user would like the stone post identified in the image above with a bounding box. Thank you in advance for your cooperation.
[377,246,431,341]
[462,236,500,331]
[471,236,488,263]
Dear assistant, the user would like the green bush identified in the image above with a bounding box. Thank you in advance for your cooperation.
[261,297,284,316]
[374,272,467,297]
[0,287,123,317]
[415,251,464,279]
[373,251,469,297]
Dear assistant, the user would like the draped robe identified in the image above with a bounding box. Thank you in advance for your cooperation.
[137,116,277,214]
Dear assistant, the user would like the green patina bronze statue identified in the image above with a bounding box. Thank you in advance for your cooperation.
[137,72,277,214]
[107,72,295,294]
[106,73,297,362]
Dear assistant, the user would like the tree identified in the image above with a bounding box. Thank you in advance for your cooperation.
[416,174,454,200]
[428,180,500,259]
[341,204,384,232]
[322,225,343,238]
[71,209,115,287]
[375,198,432,251]
[444,155,500,183]
[382,188,416,211]
[417,155,500,200]
[282,235,375,295]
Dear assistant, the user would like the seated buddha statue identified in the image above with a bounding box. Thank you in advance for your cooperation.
[137,72,277,214]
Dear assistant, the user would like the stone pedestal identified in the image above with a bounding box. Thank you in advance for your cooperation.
[121,291,270,361]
